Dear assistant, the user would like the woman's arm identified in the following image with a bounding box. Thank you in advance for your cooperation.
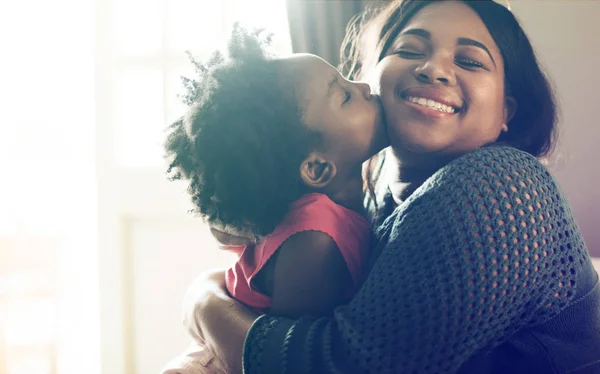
[200,283,257,374]
[189,230,352,372]
[182,270,257,374]
[241,146,587,373]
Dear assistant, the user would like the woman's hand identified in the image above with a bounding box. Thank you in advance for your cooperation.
[181,268,228,343]
[177,225,258,373]
[181,224,253,341]
[182,268,259,374]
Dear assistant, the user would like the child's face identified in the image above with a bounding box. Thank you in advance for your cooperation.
[279,54,388,173]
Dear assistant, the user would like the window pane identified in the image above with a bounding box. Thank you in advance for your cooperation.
[0,208,17,237]
[6,348,53,374]
[0,164,88,236]
[4,299,56,347]
[112,0,162,56]
[4,298,56,374]
[226,0,292,55]
[0,272,53,296]
[113,69,165,167]
[166,0,224,55]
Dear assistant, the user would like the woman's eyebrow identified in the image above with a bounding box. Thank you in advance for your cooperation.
[400,28,430,40]
[457,37,496,67]
[400,28,496,67]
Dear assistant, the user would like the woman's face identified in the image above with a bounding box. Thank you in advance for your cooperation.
[371,1,515,166]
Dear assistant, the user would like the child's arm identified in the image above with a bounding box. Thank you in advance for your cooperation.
[259,231,352,318]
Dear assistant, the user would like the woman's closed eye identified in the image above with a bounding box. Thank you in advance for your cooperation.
[393,44,489,71]
[394,48,425,59]
[455,57,488,71]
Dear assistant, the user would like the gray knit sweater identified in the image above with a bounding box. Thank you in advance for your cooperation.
[243,145,600,374]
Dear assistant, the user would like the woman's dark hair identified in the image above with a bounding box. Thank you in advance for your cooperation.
[341,0,558,158]
[164,25,320,237]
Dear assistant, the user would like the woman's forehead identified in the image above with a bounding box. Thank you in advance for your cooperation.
[400,1,496,47]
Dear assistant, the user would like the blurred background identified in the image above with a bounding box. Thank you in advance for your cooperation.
[0,0,598,373]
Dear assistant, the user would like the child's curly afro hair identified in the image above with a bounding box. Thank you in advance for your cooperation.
[164,25,321,238]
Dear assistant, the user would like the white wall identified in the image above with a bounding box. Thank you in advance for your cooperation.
[512,1,600,256]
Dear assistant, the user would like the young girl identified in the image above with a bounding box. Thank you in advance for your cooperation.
[161,25,388,374]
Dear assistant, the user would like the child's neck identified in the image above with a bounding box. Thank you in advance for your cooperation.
[325,169,366,216]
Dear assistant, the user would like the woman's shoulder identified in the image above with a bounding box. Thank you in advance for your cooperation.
[406,145,560,211]
[443,144,544,176]
[428,145,552,192]
[379,145,560,238]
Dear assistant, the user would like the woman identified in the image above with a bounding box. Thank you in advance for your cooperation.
[183,1,600,373]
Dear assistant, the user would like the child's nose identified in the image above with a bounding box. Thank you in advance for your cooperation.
[355,81,372,100]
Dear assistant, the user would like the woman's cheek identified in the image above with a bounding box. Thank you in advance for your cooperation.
[385,112,405,146]
[367,57,394,95]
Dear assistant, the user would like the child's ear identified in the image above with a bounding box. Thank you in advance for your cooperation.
[300,153,337,189]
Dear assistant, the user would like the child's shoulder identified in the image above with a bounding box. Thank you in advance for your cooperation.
[269,193,371,252]
[262,193,371,289]
[280,193,369,229]
[257,194,372,316]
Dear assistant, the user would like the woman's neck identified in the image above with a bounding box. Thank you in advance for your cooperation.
[386,150,451,204]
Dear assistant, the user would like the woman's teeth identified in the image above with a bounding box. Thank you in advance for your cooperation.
[405,96,455,113]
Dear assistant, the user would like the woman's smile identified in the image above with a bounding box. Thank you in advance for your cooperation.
[396,85,463,120]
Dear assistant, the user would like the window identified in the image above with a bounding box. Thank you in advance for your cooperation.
[0,0,98,372]
[2,0,291,373]
[107,0,292,167]
[94,1,292,373]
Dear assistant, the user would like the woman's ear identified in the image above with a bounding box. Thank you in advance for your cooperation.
[300,153,337,189]
[504,95,517,124]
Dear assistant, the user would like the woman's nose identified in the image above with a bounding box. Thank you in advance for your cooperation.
[414,55,456,86]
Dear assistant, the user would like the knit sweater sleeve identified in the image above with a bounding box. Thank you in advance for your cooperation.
[242,146,589,374]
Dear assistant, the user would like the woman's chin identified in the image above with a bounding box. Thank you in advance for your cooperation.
[386,130,461,169]
[389,129,450,155]
[386,117,451,149]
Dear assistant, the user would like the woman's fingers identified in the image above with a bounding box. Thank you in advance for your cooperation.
[181,270,227,341]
